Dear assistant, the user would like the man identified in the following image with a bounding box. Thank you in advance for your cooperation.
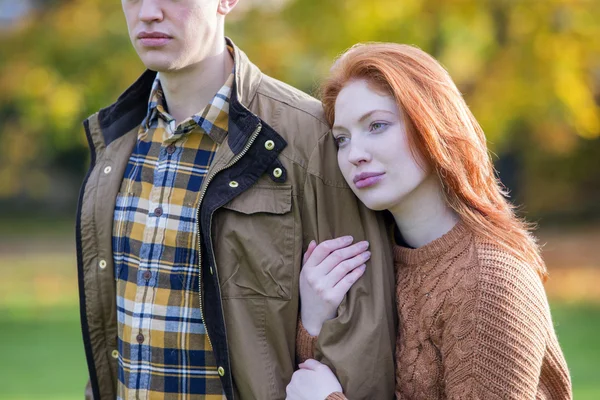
[76,0,396,398]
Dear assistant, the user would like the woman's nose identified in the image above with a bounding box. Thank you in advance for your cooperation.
[347,142,370,165]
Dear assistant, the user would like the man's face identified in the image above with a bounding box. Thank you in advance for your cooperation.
[122,0,231,72]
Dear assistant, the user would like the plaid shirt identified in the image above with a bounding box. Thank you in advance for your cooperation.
[112,71,233,399]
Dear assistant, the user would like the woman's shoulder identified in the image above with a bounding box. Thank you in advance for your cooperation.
[472,235,544,286]
[470,235,549,319]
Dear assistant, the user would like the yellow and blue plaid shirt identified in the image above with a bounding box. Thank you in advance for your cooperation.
[112,72,233,399]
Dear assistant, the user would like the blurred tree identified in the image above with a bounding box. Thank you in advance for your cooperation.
[0,0,598,219]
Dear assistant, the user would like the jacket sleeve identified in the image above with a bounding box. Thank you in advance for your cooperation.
[300,130,397,400]
[296,321,354,400]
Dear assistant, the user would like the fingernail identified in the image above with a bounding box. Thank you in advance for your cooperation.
[363,251,371,259]
[342,235,353,243]
[361,241,370,249]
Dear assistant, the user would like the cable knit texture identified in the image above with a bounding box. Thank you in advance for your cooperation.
[296,318,318,364]
[297,221,572,400]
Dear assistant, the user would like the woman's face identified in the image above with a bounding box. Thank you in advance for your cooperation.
[332,79,429,212]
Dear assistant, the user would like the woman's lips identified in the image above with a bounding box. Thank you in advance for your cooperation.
[354,173,385,189]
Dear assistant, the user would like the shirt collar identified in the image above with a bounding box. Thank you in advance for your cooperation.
[141,46,236,140]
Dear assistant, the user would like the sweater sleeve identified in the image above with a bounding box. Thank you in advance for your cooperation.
[296,318,318,363]
[441,243,554,399]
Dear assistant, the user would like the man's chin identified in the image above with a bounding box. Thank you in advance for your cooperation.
[143,63,175,73]
[138,55,178,73]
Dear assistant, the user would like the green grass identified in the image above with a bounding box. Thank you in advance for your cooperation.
[0,306,87,400]
[552,302,600,399]
[0,302,597,399]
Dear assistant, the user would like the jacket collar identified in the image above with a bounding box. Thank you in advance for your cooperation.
[90,38,263,154]
[228,37,262,110]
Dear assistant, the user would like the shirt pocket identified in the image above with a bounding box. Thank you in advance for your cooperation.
[213,185,295,300]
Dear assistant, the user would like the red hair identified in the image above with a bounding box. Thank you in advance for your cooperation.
[322,43,547,281]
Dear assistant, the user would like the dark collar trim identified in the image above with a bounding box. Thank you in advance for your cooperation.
[94,64,260,154]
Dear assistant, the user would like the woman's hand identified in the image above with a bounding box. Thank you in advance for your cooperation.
[286,359,343,400]
[300,236,370,336]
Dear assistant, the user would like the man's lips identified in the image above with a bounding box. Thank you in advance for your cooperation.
[137,32,172,46]
[353,172,385,189]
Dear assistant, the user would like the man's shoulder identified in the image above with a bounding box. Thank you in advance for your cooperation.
[246,72,338,172]
[254,73,329,132]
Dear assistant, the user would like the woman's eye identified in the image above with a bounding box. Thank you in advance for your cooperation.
[370,122,388,132]
[334,136,349,147]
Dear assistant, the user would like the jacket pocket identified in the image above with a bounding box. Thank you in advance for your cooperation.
[214,185,294,300]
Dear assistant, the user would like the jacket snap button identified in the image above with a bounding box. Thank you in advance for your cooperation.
[273,168,283,178]
[218,366,225,376]
[264,140,275,150]
[103,166,112,174]
[111,349,119,359]
[229,181,239,188]
[98,259,107,269]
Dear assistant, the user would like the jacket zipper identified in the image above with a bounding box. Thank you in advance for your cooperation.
[196,122,262,394]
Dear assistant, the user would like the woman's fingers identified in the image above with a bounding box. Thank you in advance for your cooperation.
[320,240,369,275]
[324,250,370,288]
[304,236,354,268]
[330,264,367,301]
[298,359,324,371]
[306,240,370,276]
[302,240,317,265]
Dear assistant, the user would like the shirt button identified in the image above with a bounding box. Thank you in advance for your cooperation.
[136,333,145,344]
[273,168,283,178]
[111,349,119,359]
[154,207,163,217]
[143,270,152,281]
[98,259,107,269]
[264,140,275,150]
[166,144,176,154]
[218,366,225,376]
[229,181,239,188]
[103,166,112,174]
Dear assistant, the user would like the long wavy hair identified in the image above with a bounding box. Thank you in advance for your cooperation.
[321,43,547,281]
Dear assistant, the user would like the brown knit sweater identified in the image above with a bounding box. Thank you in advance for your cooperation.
[296,221,572,399]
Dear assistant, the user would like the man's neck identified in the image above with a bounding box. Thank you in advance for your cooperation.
[159,40,234,125]
[389,174,459,248]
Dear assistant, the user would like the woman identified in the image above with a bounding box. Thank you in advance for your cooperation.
[286,43,572,399]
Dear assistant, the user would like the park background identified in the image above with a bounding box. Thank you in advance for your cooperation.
[0,0,599,398]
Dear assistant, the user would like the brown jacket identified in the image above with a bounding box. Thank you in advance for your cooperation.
[77,38,396,399]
